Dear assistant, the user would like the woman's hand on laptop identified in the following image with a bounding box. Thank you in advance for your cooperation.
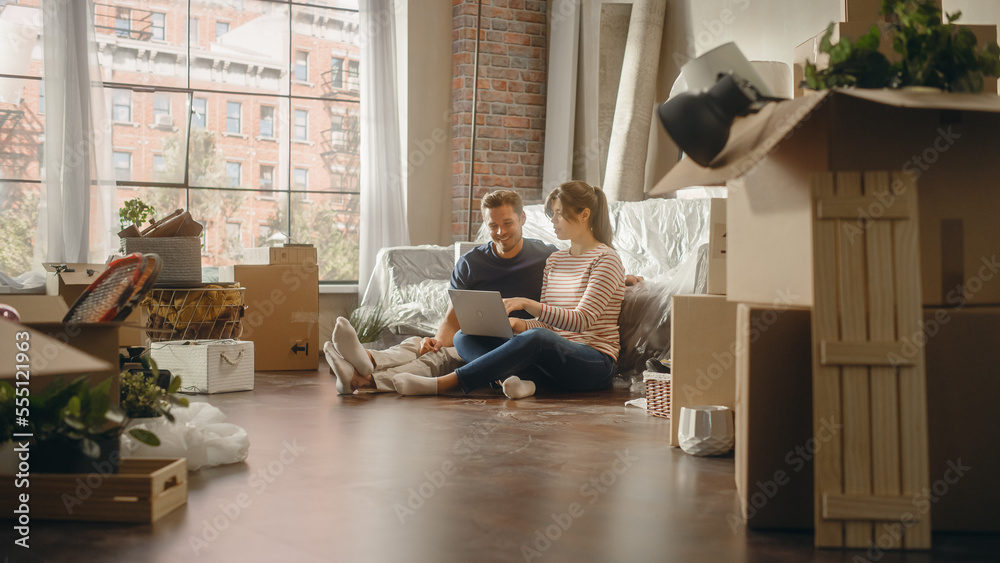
[419,337,443,355]
[509,317,527,334]
[504,297,541,318]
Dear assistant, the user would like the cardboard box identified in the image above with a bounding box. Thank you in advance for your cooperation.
[242,245,318,266]
[0,300,120,404]
[734,303,813,530]
[729,304,1000,532]
[40,262,144,347]
[923,305,1000,532]
[218,264,319,371]
[794,22,998,98]
[669,294,738,446]
[707,198,727,295]
[652,89,1000,308]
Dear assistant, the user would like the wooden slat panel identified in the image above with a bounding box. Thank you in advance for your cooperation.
[820,341,914,366]
[864,171,903,550]
[810,172,845,547]
[816,196,911,220]
[835,171,874,548]
[891,173,932,549]
[823,494,924,522]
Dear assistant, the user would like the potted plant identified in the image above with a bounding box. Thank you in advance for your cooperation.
[120,367,189,421]
[118,197,156,237]
[803,0,1000,92]
[348,300,391,344]
[30,377,162,474]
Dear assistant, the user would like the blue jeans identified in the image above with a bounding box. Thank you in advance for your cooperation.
[453,328,615,394]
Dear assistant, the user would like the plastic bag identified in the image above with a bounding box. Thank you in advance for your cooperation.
[121,402,249,471]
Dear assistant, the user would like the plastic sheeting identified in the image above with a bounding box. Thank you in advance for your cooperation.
[120,402,249,471]
[363,197,715,374]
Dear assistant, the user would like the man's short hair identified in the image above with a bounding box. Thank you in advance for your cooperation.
[481,189,523,216]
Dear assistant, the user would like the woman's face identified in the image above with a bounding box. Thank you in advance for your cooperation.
[549,199,589,241]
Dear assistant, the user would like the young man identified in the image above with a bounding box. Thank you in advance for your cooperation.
[326,189,558,394]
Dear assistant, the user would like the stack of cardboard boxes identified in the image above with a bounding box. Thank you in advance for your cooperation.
[660,0,1000,535]
[219,245,320,371]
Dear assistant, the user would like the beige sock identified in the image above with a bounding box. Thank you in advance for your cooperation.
[501,376,535,399]
[391,372,438,396]
[324,341,355,395]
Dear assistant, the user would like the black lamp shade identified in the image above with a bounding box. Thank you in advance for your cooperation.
[658,73,755,167]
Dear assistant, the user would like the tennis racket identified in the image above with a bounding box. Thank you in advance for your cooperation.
[63,254,144,323]
[115,253,163,322]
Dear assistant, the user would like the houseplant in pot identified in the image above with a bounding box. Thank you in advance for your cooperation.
[30,377,162,474]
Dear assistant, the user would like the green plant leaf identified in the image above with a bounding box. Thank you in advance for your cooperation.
[168,375,181,395]
[128,428,161,447]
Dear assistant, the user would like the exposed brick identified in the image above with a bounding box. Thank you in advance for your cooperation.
[507,20,527,33]
[503,116,530,128]
[510,140,527,152]
[526,142,543,153]
[490,103,508,115]
[518,71,546,84]
[482,6,513,20]
[474,162,491,174]
[530,36,546,48]
[490,139,510,151]
[491,55,511,68]
[477,127,506,139]
[524,1,544,12]
[514,10,546,24]
[514,93,545,106]
[520,153,543,165]
[522,105,542,117]
[509,0,525,8]
[523,82,541,94]
[514,176,541,189]
[484,115,504,127]
[525,23,544,35]
[529,118,545,129]
[480,42,507,55]
[508,45,539,58]
[486,151,520,164]
[479,175,514,187]
[527,58,545,71]
[491,19,508,31]
[503,32,531,46]
[510,56,528,69]
[486,30,504,42]
[507,129,542,141]
[491,164,508,175]
[522,164,541,176]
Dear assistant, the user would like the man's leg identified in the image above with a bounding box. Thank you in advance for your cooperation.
[371,346,463,392]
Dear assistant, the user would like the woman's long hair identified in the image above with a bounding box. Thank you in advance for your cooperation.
[544,181,614,248]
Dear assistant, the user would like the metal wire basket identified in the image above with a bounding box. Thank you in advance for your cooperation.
[142,285,245,342]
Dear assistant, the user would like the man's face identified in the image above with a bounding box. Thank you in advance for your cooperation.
[483,204,525,256]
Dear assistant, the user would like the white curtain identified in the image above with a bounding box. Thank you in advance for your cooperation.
[358,0,408,292]
[40,0,114,264]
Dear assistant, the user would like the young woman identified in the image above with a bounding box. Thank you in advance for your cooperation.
[390,181,626,399]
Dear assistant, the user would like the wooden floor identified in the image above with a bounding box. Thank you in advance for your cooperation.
[3,370,997,562]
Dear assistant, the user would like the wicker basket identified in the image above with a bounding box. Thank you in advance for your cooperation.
[143,285,245,342]
[123,237,202,285]
[643,371,672,419]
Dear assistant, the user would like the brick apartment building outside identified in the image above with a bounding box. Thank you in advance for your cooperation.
[0,0,362,281]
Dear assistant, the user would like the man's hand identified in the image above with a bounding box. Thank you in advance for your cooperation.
[419,337,443,355]
[509,317,527,334]
[625,274,644,286]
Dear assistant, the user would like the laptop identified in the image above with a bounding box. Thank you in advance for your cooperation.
[448,289,514,339]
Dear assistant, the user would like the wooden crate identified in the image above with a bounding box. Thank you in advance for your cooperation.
[810,171,931,549]
[0,458,187,523]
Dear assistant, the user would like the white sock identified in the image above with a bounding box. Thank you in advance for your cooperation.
[391,372,438,396]
[333,317,374,376]
[502,376,536,399]
[324,341,355,395]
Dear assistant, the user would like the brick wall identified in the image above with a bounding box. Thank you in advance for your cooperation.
[452,0,548,241]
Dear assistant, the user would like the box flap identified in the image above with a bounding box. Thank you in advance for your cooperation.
[650,88,1000,195]
[0,295,69,322]
[0,318,113,379]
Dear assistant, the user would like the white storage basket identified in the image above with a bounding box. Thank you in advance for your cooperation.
[150,339,254,394]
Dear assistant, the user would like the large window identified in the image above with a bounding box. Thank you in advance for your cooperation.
[1,0,362,282]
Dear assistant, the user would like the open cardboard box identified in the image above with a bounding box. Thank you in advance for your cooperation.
[0,296,122,403]
[0,317,115,402]
[41,263,143,347]
[652,89,1000,308]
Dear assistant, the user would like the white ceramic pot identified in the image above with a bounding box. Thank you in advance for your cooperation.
[678,405,734,456]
